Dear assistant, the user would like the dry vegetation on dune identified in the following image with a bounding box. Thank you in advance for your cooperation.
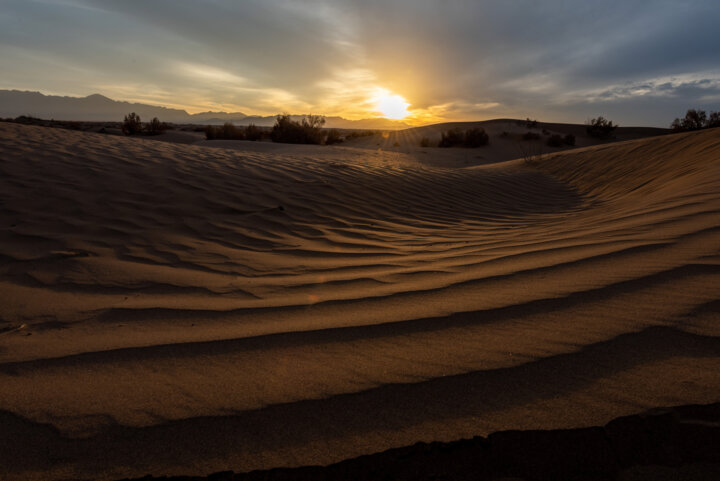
[0,122,719,480]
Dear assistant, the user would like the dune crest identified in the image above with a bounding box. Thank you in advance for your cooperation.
[0,122,719,480]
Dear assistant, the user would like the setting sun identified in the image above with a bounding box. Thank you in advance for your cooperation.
[372,88,410,119]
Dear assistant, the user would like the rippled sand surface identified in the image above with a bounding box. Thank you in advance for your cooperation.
[1,122,718,480]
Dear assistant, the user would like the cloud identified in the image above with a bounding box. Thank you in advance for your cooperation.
[1,0,719,125]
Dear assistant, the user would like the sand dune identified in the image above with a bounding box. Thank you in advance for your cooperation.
[0,122,719,480]
[338,119,669,166]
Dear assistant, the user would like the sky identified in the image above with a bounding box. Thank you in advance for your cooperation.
[1,0,720,126]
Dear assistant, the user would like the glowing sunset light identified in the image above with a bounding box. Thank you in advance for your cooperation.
[372,88,410,119]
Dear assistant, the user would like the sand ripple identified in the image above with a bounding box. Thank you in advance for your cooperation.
[0,123,719,480]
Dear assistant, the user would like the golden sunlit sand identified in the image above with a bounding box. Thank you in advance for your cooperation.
[0,121,719,480]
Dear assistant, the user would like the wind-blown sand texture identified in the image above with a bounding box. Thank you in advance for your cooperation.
[0,122,719,480]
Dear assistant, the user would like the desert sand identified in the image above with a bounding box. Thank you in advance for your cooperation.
[0,121,719,480]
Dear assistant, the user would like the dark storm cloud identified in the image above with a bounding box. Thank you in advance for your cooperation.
[1,0,719,125]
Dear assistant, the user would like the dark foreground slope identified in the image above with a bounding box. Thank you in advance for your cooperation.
[114,402,720,481]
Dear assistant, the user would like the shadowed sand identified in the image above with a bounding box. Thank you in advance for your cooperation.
[0,122,719,480]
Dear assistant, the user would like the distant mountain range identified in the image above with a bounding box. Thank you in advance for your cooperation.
[0,90,412,130]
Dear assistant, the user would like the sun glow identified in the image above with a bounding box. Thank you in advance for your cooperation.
[372,88,410,119]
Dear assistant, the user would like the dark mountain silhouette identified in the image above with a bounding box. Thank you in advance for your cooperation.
[0,90,195,123]
[0,90,411,129]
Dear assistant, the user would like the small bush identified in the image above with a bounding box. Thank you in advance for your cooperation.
[271,114,325,144]
[122,112,142,135]
[244,123,263,141]
[586,116,617,138]
[564,134,576,146]
[708,111,720,129]
[438,127,489,148]
[205,122,259,140]
[325,129,343,145]
[525,118,538,129]
[542,129,550,136]
[145,117,165,135]
[438,128,466,147]
[420,137,430,147]
[546,134,564,147]
[671,109,720,132]
[463,127,489,147]
[222,122,243,140]
[523,131,540,141]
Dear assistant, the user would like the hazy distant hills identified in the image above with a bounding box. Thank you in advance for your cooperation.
[0,90,411,130]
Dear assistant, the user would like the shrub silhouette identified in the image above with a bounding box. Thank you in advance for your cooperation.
[271,114,325,144]
[463,127,489,147]
[204,125,217,140]
[439,127,489,148]
[586,116,617,138]
[438,128,466,147]
[223,122,243,139]
[671,109,719,131]
[205,123,266,141]
[523,131,540,141]
[325,129,343,145]
[708,112,720,129]
[244,123,263,141]
[564,134,576,146]
[145,117,165,135]
[122,112,142,135]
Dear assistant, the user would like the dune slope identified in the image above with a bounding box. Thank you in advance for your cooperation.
[0,123,719,480]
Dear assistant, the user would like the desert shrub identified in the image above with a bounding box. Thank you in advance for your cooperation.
[523,131,540,141]
[222,122,242,140]
[204,122,244,140]
[546,134,564,147]
[586,116,617,138]
[525,118,538,129]
[438,128,465,147]
[708,111,720,129]
[244,123,263,141]
[145,117,165,135]
[671,109,719,131]
[271,114,325,144]
[122,112,142,135]
[564,134,576,146]
[204,122,250,140]
[463,127,489,147]
[439,127,489,148]
[325,129,343,145]
[420,137,430,147]
[542,129,550,136]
